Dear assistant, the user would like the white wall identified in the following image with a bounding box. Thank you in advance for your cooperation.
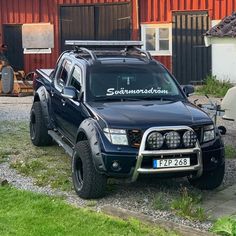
[212,42,236,83]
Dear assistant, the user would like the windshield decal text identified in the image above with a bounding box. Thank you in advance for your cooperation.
[106,88,169,96]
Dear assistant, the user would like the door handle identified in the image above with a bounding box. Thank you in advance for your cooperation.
[61,99,66,106]
[51,89,55,97]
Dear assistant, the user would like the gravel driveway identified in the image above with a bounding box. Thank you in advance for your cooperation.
[0,96,32,121]
[0,95,236,232]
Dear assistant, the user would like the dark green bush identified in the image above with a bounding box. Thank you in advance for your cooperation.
[196,75,232,97]
[211,217,236,236]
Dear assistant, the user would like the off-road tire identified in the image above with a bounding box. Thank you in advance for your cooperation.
[30,101,52,146]
[188,163,225,190]
[72,140,107,199]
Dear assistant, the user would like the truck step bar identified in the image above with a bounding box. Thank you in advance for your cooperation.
[48,130,74,157]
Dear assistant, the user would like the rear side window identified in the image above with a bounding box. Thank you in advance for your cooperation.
[69,65,82,91]
[56,59,72,89]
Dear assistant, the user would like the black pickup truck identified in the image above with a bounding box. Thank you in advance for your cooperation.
[30,41,225,199]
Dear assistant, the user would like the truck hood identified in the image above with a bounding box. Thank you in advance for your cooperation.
[87,100,212,129]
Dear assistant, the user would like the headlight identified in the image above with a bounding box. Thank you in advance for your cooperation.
[165,131,181,149]
[103,128,128,145]
[203,124,215,142]
[147,132,164,150]
[183,130,197,148]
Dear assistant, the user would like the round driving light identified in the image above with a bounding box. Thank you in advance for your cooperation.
[165,131,181,149]
[112,161,121,171]
[183,130,197,148]
[147,132,164,150]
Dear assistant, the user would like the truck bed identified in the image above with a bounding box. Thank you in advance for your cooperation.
[36,69,54,82]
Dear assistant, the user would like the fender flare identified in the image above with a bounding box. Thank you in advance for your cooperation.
[33,86,53,129]
[76,118,107,173]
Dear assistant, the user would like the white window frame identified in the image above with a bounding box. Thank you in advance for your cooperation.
[141,23,172,56]
[23,48,52,54]
[22,23,54,55]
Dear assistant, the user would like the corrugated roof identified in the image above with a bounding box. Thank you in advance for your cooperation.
[206,12,236,37]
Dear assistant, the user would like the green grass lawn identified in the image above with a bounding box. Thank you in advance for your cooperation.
[225,145,236,159]
[0,121,72,191]
[211,216,236,236]
[0,186,177,236]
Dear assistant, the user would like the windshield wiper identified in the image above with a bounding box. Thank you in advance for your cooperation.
[93,97,143,102]
[93,97,122,102]
[93,96,184,102]
[141,97,183,102]
[121,98,143,101]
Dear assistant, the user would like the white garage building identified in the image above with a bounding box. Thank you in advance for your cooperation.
[205,12,236,84]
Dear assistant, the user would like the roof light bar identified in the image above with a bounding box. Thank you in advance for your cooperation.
[65,40,143,47]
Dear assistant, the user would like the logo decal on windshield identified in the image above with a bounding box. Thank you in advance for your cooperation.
[106,88,169,96]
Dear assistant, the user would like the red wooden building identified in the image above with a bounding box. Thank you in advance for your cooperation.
[0,0,235,84]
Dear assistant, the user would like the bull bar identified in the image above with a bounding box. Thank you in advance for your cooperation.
[131,126,203,182]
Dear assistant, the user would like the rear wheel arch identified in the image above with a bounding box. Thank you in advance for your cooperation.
[33,93,40,102]
[34,86,53,129]
[30,101,53,146]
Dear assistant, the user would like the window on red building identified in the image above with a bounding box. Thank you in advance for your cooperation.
[141,24,172,56]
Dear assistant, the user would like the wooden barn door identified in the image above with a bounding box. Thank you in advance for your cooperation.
[172,11,211,84]
[94,4,131,40]
[60,6,95,52]
[3,24,24,71]
[60,3,131,52]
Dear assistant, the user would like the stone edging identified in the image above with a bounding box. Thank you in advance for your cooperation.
[101,205,215,236]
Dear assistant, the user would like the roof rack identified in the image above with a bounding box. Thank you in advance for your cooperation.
[65,40,152,62]
[124,46,152,60]
[65,40,143,47]
[76,47,97,61]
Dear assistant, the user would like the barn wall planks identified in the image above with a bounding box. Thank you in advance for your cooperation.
[0,0,134,73]
[1,0,236,73]
[153,56,172,71]
[139,0,236,79]
[139,0,236,23]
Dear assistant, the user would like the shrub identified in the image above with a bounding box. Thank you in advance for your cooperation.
[211,216,236,236]
[196,75,232,97]
[171,187,207,222]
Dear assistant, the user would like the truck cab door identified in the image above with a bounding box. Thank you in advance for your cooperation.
[61,64,87,143]
[51,58,73,135]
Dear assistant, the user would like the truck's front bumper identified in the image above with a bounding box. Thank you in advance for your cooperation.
[101,126,224,179]
[131,126,202,182]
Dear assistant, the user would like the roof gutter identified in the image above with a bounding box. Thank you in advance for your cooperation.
[204,36,236,47]
[204,36,212,47]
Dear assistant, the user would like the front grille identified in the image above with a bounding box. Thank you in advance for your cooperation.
[127,129,142,148]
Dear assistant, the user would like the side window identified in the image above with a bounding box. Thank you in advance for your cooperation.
[69,65,82,91]
[56,59,72,89]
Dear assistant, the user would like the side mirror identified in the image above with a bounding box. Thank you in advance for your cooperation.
[182,85,195,97]
[62,86,78,100]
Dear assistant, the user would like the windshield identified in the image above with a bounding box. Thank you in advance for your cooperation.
[87,64,184,101]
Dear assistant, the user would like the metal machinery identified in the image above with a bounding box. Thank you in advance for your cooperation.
[0,60,33,96]
[195,86,236,136]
